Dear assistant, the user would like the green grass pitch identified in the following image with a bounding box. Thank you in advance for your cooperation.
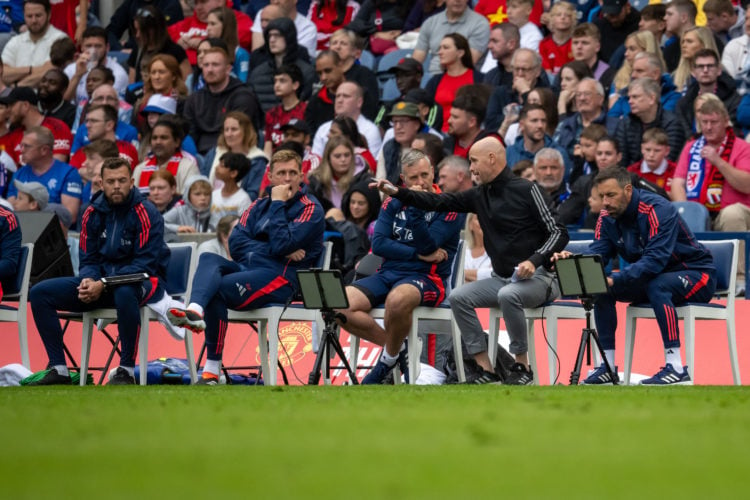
[1,386,749,499]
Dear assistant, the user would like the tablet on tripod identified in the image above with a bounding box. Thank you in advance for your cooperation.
[555,254,609,298]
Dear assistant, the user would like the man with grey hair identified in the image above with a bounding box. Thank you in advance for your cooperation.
[608,52,681,118]
[533,148,570,212]
[437,155,473,193]
[615,77,684,167]
[554,77,619,158]
[337,149,464,384]
[485,48,551,131]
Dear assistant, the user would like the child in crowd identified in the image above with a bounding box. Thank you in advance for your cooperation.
[584,183,603,230]
[263,64,307,159]
[198,214,240,259]
[164,175,215,237]
[511,159,535,181]
[148,170,180,214]
[507,0,543,51]
[626,128,676,196]
[211,152,253,225]
[539,1,575,78]
[571,123,607,185]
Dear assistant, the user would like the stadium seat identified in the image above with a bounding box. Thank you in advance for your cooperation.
[623,239,741,385]
[223,241,333,386]
[673,201,710,233]
[0,243,33,369]
[375,49,413,101]
[358,50,377,71]
[487,240,594,385]
[78,242,200,385]
[350,241,467,384]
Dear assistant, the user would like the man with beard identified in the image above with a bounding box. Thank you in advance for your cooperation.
[553,167,716,385]
[68,105,139,169]
[28,157,175,385]
[533,148,570,212]
[0,86,72,163]
[443,93,493,158]
[37,68,75,128]
[506,104,572,180]
[480,23,520,84]
[1,0,68,87]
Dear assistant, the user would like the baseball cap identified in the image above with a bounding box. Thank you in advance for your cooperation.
[14,180,49,210]
[280,118,311,136]
[387,101,422,121]
[601,0,627,15]
[388,57,423,75]
[141,94,177,115]
[0,86,38,106]
[404,88,435,108]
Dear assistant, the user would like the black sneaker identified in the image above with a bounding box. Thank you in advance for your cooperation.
[397,344,409,383]
[362,358,398,384]
[26,367,71,386]
[464,369,502,384]
[505,363,534,385]
[195,375,219,385]
[108,367,136,385]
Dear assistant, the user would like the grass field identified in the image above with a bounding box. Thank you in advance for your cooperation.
[2,386,749,499]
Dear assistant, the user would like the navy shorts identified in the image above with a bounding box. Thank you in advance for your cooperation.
[351,268,447,308]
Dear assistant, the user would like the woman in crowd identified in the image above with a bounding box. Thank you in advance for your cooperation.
[327,115,376,173]
[425,33,479,134]
[134,54,188,131]
[308,136,369,212]
[206,7,250,83]
[147,169,181,214]
[463,213,492,283]
[556,60,593,118]
[204,111,268,200]
[128,6,191,83]
[609,31,665,109]
[672,26,719,93]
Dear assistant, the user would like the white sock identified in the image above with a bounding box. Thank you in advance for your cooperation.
[380,349,399,366]
[187,303,204,316]
[665,348,683,372]
[53,365,69,376]
[204,359,221,376]
[604,349,616,369]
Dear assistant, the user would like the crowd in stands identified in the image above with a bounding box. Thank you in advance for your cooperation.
[2,0,750,385]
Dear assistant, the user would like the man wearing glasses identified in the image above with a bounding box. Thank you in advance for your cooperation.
[5,126,82,223]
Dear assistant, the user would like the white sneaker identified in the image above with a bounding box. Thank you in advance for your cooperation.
[147,293,187,340]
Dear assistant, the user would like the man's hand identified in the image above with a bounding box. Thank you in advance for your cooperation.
[551,250,573,263]
[418,248,448,263]
[177,226,196,233]
[408,184,424,192]
[285,249,306,261]
[701,145,721,165]
[78,278,105,303]
[74,51,90,77]
[515,260,536,280]
[271,183,295,202]
[369,178,399,196]
[513,76,533,95]
[607,277,614,288]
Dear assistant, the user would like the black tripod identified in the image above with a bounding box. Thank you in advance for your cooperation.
[307,309,359,385]
[569,297,618,385]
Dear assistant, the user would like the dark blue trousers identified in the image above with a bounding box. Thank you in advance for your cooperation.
[594,269,716,350]
[190,253,296,361]
[30,276,163,368]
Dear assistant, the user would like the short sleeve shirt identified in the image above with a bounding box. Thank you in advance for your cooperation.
[6,159,83,202]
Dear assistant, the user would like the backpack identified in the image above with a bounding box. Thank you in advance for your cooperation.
[443,345,516,384]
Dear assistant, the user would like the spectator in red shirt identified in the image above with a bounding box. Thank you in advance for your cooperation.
[626,128,676,196]
[69,105,139,169]
[263,63,308,158]
[539,1,575,79]
[0,87,72,164]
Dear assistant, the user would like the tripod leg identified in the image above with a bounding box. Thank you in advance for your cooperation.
[327,330,360,385]
[570,328,590,385]
[588,329,618,385]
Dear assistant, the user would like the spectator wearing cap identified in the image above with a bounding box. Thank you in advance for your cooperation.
[444,92,496,159]
[263,64,308,158]
[0,86,72,164]
[1,0,68,88]
[5,126,82,223]
[71,84,139,155]
[593,0,641,64]
[381,88,444,148]
[37,68,76,128]
[412,0,490,77]
[305,50,346,132]
[328,29,379,121]
[69,105,140,169]
[138,94,198,160]
[11,180,49,211]
[480,23,520,84]
[375,57,429,131]
[63,26,129,107]
[376,101,424,184]
[424,33,482,134]
[312,81,382,158]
